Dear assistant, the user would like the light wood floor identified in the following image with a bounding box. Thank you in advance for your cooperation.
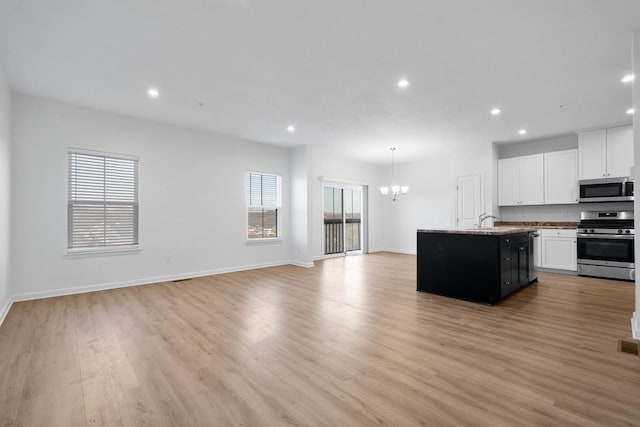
[0,253,639,426]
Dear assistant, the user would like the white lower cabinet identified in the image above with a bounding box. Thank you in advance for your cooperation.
[540,229,577,271]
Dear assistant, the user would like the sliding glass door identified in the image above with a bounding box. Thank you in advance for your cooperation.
[323,185,362,255]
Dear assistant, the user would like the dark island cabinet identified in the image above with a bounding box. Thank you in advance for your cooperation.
[417,231,536,304]
[499,234,529,297]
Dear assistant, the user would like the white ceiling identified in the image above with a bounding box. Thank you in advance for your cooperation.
[0,0,638,164]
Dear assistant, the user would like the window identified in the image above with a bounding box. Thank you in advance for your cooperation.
[68,149,139,253]
[246,172,281,239]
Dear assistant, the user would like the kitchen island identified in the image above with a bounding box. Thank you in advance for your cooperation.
[417,227,539,304]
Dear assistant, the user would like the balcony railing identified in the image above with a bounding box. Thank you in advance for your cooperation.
[324,218,361,254]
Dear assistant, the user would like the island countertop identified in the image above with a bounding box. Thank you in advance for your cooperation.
[494,221,577,230]
[417,227,539,235]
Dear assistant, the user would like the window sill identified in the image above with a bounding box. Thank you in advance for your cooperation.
[246,238,282,245]
[65,246,141,258]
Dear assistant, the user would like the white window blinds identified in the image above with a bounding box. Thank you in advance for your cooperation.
[246,172,280,239]
[68,149,139,251]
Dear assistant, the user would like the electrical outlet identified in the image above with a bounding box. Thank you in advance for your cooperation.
[166,256,172,264]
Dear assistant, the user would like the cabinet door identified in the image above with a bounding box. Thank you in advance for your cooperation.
[606,125,633,178]
[518,154,544,205]
[541,236,577,271]
[579,129,607,180]
[500,247,516,297]
[517,244,529,287]
[544,150,578,204]
[498,158,519,206]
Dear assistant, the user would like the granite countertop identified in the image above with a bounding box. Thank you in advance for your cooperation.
[418,227,539,235]
[494,221,578,229]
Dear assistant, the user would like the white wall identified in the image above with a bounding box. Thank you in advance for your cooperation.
[497,134,578,159]
[0,66,11,319]
[633,31,639,340]
[11,94,293,299]
[385,141,495,254]
[499,202,633,223]
[307,146,386,259]
[289,145,313,266]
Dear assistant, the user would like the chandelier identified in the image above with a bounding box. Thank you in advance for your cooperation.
[379,147,409,201]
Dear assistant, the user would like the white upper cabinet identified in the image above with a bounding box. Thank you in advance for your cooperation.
[578,125,633,180]
[606,126,634,178]
[498,154,544,206]
[544,149,578,204]
[578,130,607,180]
[498,157,519,206]
[518,155,545,205]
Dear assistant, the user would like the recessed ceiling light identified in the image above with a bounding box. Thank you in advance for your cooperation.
[397,79,409,88]
[626,108,635,115]
[518,129,527,135]
[490,108,501,115]
[147,88,160,98]
[621,74,635,83]
[287,125,295,133]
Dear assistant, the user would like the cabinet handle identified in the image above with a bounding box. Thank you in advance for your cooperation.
[505,257,511,261]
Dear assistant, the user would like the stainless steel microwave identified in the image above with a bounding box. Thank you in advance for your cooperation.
[579,177,634,203]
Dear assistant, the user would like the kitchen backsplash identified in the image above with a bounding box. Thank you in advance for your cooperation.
[498,202,633,222]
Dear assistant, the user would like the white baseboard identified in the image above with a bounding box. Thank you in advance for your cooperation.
[632,312,640,340]
[374,248,417,255]
[289,260,314,268]
[536,267,578,276]
[11,259,297,303]
[0,297,13,328]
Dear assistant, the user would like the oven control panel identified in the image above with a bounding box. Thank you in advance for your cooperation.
[579,228,634,235]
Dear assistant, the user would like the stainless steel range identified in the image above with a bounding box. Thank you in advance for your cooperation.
[577,211,635,281]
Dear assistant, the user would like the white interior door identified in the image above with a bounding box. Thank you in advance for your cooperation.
[457,174,483,228]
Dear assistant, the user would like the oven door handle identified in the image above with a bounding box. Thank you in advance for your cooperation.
[577,233,635,240]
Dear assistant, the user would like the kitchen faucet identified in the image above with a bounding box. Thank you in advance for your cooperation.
[477,212,498,228]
